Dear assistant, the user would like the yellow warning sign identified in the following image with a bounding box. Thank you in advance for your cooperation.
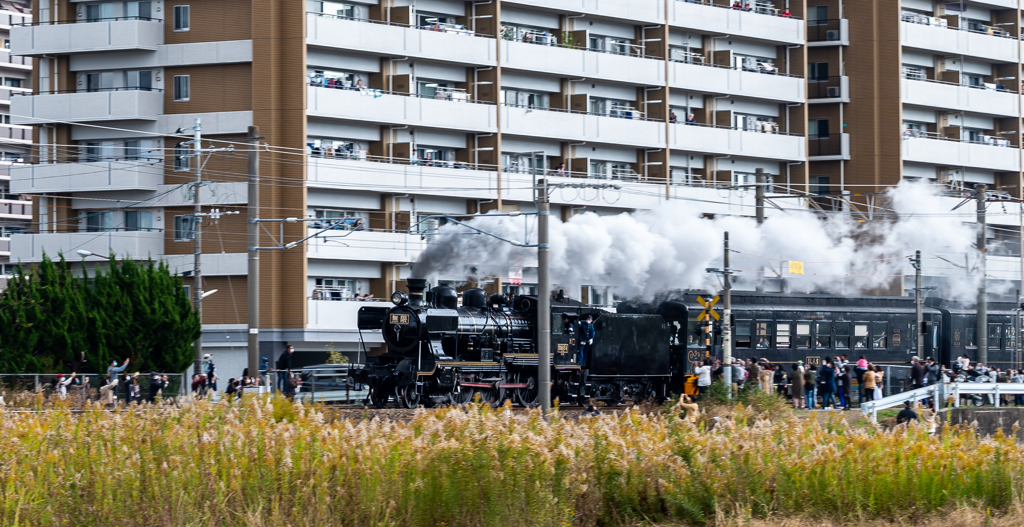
[788,261,804,275]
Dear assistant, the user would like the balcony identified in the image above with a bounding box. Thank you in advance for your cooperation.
[305,229,426,264]
[0,198,30,221]
[11,18,163,56]
[808,134,850,161]
[902,135,1019,172]
[309,299,397,331]
[0,237,9,258]
[307,84,496,133]
[306,12,495,66]
[669,61,804,103]
[500,39,664,86]
[12,89,163,125]
[10,231,164,263]
[807,19,849,46]
[808,76,849,103]
[669,0,804,45]
[0,125,31,145]
[900,20,1017,63]
[901,77,1018,117]
[501,105,665,148]
[11,160,164,194]
[669,123,805,161]
[501,0,664,24]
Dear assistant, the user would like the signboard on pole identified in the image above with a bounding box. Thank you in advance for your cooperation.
[508,267,523,285]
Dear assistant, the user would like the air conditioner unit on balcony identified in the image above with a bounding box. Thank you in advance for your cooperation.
[826,30,840,41]
[826,86,841,98]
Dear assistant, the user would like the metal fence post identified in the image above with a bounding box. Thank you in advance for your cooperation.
[34,374,39,393]
[995,384,1001,408]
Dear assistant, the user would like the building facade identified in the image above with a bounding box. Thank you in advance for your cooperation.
[11,0,818,373]
[0,0,31,285]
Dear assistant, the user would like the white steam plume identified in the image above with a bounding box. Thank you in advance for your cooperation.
[411,181,990,301]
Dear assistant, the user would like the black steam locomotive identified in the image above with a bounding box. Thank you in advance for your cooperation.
[355,278,674,408]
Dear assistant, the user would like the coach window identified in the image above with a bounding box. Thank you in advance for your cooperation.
[815,322,831,349]
[833,323,850,349]
[795,323,811,349]
[872,322,887,349]
[853,324,869,349]
[965,328,977,349]
[989,324,1003,349]
[776,323,791,348]
[756,322,771,348]
[1007,326,1017,351]
[736,320,752,348]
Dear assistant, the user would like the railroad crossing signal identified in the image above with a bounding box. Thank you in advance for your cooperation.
[696,295,721,321]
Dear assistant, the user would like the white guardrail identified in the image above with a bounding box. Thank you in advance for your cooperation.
[861,382,1024,421]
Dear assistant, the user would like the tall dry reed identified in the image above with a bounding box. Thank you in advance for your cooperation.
[1,396,1022,526]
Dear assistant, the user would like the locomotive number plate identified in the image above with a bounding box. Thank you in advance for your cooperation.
[389,314,410,325]
[556,344,569,355]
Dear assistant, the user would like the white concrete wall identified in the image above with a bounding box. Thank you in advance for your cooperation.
[670,123,806,161]
[501,105,665,148]
[12,19,162,55]
[901,78,1018,117]
[10,160,165,193]
[12,90,162,124]
[307,14,497,66]
[501,40,665,86]
[669,2,804,45]
[308,86,498,133]
[503,0,664,24]
[11,231,164,263]
[902,22,1018,63]
[902,137,1020,172]
[669,61,805,104]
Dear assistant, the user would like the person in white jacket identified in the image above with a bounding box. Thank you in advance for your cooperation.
[55,373,76,400]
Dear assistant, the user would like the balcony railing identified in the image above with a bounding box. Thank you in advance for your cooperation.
[0,53,30,67]
[669,53,802,78]
[13,16,161,26]
[675,0,801,19]
[15,87,163,96]
[900,11,1015,39]
[807,19,845,42]
[307,81,490,105]
[0,126,30,142]
[502,102,659,122]
[0,199,29,217]
[675,120,804,137]
[809,135,843,156]
[900,70,1013,93]
[308,11,493,39]
[500,26,661,60]
[903,129,1013,147]
[808,76,843,99]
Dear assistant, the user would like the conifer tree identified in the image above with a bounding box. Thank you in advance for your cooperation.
[0,253,199,373]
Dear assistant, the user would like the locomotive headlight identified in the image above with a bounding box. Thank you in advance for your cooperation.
[391,291,409,306]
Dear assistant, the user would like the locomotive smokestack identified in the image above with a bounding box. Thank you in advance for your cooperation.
[407,278,428,307]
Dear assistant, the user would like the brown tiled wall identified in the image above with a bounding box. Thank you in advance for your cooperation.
[163,206,248,255]
[163,0,253,44]
[183,276,248,325]
[164,64,253,114]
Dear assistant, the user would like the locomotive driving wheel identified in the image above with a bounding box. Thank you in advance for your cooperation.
[397,382,420,409]
[448,384,474,406]
[369,381,391,408]
[515,371,540,407]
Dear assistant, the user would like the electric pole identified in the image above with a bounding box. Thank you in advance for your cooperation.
[722,231,732,396]
[537,177,551,417]
[977,185,988,366]
[755,168,765,225]
[192,118,204,377]
[913,250,923,359]
[247,125,260,379]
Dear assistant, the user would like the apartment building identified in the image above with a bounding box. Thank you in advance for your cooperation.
[807,0,1023,200]
[0,0,31,285]
[9,0,809,371]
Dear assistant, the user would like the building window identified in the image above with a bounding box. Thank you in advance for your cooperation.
[173,5,190,31]
[125,70,153,91]
[313,278,356,300]
[811,176,830,196]
[808,5,828,26]
[85,3,114,22]
[85,210,115,232]
[173,75,190,101]
[125,1,152,19]
[3,78,21,88]
[173,215,195,241]
[3,39,9,50]
[808,62,829,82]
[809,119,830,139]
[125,210,153,232]
[173,142,190,171]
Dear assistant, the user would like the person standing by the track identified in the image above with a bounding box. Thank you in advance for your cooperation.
[578,314,595,368]
[276,346,295,392]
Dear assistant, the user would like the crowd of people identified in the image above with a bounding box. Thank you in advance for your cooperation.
[40,345,309,407]
[691,354,956,411]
